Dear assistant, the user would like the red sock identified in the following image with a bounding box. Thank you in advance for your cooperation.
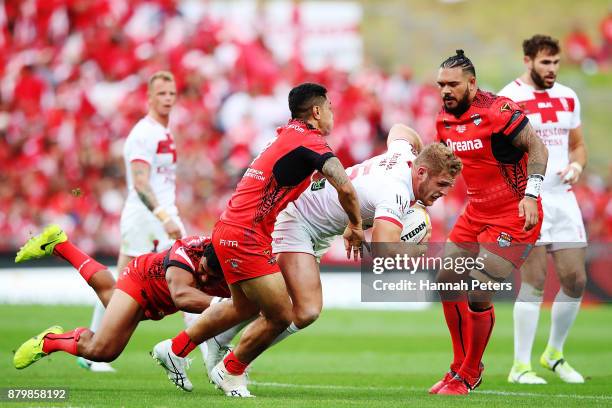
[457,305,495,381]
[223,351,249,375]
[53,241,106,283]
[42,327,88,355]
[442,301,469,372]
[171,331,197,357]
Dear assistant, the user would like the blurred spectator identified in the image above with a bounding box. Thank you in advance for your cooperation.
[564,24,597,66]
[599,8,612,68]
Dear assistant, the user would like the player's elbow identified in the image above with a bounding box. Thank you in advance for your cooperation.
[133,179,149,193]
[171,291,191,311]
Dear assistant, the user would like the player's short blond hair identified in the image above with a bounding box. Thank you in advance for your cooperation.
[147,70,175,93]
[414,143,462,177]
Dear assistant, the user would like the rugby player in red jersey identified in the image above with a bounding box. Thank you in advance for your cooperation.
[152,83,364,397]
[430,50,549,395]
[13,225,228,392]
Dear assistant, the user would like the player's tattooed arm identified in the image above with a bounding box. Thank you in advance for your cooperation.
[321,157,360,226]
[131,161,159,211]
[511,122,548,176]
[321,156,365,259]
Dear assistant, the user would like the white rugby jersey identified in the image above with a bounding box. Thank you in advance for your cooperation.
[122,115,178,215]
[284,139,417,238]
[499,79,581,192]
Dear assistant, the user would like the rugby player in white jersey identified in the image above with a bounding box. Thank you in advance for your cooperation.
[499,35,588,384]
[203,125,463,374]
[79,71,189,371]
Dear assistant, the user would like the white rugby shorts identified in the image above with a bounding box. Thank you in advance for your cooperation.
[120,207,185,256]
[272,209,333,262]
[537,189,587,251]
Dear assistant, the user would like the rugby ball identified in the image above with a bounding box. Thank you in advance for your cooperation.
[400,204,431,243]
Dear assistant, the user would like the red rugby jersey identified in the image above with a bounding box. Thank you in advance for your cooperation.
[220,119,335,239]
[132,235,230,320]
[436,90,530,212]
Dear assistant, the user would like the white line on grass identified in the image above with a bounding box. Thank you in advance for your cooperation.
[251,381,612,401]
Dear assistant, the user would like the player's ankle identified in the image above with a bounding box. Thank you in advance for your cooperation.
[223,351,248,375]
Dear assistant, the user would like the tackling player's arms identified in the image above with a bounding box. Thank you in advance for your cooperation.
[321,156,364,258]
[166,266,213,313]
[321,157,361,227]
[510,122,548,176]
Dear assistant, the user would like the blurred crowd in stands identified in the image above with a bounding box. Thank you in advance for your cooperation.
[0,0,610,259]
[564,9,612,72]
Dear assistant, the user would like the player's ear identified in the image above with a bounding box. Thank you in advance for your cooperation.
[416,165,428,180]
[468,75,476,92]
[523,55,532,68]
[312,104,321,120]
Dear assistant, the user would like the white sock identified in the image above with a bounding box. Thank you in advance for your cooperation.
[513,282,543,366]
[90,300,106,332]
[547,290,582,353]
[270,322,300,347]
[208,297,251,347]
[214,319,251,346]
[183,312,208,359]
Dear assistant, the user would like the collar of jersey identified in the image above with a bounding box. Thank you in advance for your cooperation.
[287,118,320,133]
[146,115,170,131]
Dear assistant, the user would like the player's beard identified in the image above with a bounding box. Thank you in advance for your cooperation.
[530,69,553,90]
[443,88,471,117]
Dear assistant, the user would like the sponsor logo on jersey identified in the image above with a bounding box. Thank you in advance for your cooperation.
[456,125,467,133]
[310,178,327,191]
[445,138,484,152]
[471,113,482,126]
[287,123,305,133]
[500,102,512,112]
[497,231,513,248]
[219,239,239,248]
[244,168,265,181]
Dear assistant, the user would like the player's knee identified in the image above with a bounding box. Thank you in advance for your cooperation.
[531,275,546,292]
[293,306,321,328]
[84,339,121,362]
[265,308,293,330]
[560,272,586,298]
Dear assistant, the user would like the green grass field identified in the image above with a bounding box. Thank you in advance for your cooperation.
[2,304,611,407]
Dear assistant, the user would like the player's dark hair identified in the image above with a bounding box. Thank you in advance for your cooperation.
[440,49,476,77]
[203,243,221,273]
[288,82,328,120]
[522,34,560,58]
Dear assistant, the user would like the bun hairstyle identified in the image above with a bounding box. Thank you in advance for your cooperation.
[440,49,476,77]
